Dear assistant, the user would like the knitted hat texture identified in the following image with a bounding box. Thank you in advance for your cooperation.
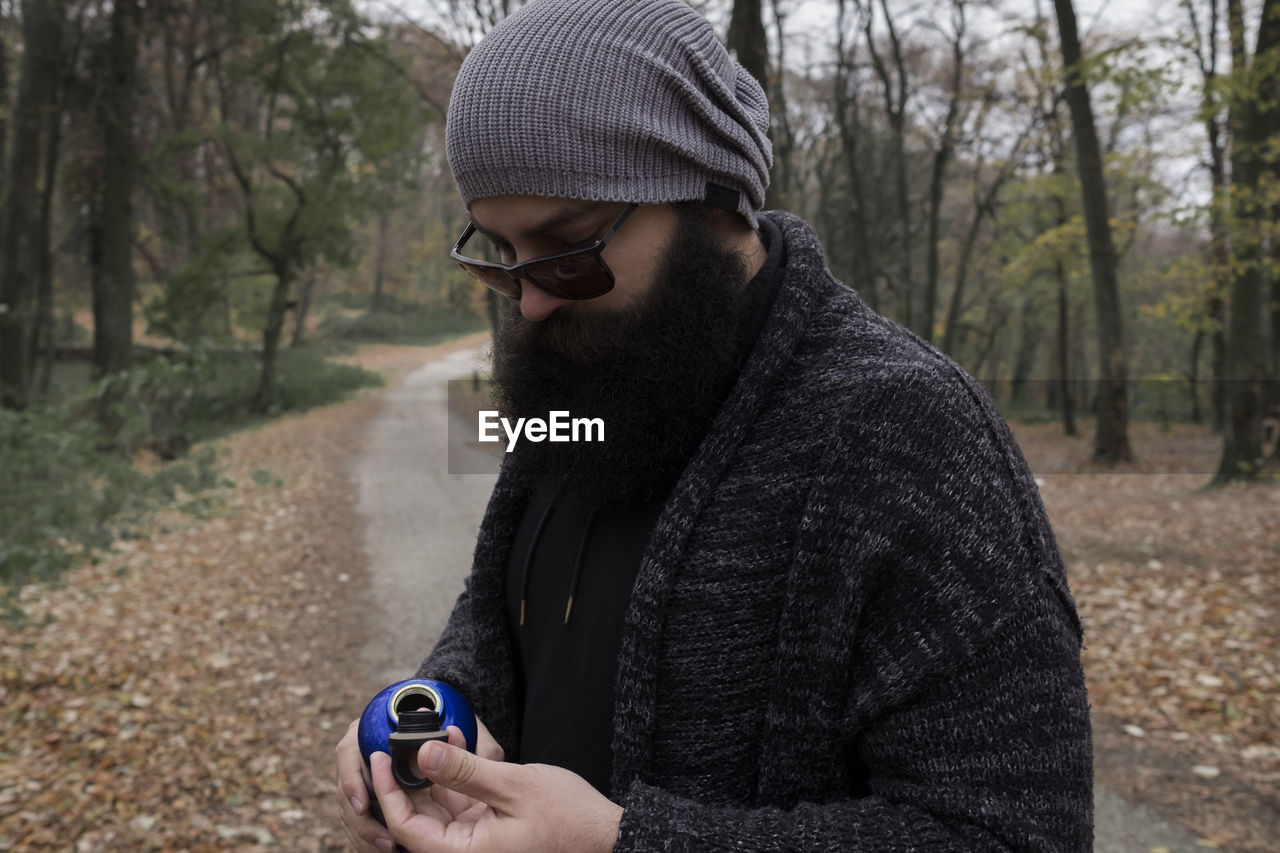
[445,0,773,227]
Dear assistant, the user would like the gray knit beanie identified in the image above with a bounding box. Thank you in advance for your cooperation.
[445,0,773,228]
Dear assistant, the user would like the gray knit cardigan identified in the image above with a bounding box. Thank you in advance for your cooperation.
[416,210,1094,851]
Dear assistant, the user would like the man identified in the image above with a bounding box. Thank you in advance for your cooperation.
[336,0,1093,850]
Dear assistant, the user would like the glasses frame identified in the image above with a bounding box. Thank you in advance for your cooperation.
[450,202,640,300]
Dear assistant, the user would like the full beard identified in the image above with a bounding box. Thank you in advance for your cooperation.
[489,204,755,506]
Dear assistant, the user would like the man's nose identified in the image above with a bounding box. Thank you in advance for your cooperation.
[517,278,571,323]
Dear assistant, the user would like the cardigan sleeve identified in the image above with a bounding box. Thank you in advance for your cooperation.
[615,368,1093,851]
[410,577,518,753]
[412,580,485,705]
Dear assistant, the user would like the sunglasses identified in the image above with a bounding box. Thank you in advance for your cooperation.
[450,203,640,300]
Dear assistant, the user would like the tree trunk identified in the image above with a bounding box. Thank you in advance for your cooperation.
[727,0,777,212]
[1053,0,1134,464]
[1213,0,1278,482]
[834,0,878,310]
[254,264,293,413]
[0,13,8,204]
[372,209,389,312]
[291,270,317,349]
[970,298,1009,382]
[764,0,795,211]
[32,76,65,402]
[1190,328,1204,424]
[940,206,981,358]
[1072,299,1091,418]
[941,174,1007,358]
[1188,0,1230,434]
[1270,240,1279,389]
[865,0,911,330]
[91,0,141,382]
[1057,256,1077,435]
[726,0,768,95]
[980,323,1007,404]
[1011,293,1043,404]
[923,0,966,345]
[0,0,64,409]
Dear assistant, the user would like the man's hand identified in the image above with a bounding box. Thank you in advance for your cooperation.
[336,715,505,852]
[370,740,623,853]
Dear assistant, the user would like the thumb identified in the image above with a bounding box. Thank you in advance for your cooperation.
[419,740,518,811]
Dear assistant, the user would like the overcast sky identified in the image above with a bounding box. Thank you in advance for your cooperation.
[366,0,1264,206]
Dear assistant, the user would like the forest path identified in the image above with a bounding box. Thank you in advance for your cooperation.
[354,338,496,686]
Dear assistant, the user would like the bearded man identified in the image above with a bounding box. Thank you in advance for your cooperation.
[336,1,1094,851]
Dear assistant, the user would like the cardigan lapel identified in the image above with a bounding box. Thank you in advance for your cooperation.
[609,211,837,797]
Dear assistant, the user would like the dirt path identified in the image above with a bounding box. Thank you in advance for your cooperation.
[0,335,487,852]
[354,340,496,687]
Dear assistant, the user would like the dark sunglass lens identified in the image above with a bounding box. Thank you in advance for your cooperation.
[456,261,520,299]
[524,253,613,299]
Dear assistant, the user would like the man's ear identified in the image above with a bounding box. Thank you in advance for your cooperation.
[703,204,756,242]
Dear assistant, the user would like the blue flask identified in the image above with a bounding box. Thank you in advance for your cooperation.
[357,679,478,793]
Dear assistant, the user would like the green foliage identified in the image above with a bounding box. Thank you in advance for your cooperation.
[144,229,255,345]
[0,401,225,597]
[410,218,486,311]
[119,346,384,438]
[1139,252,1224,336]
[317,302,485,345]
[239,347,383,416]
[93,349,219,455]
[1127,372,1195,423]
[0,345,382,605]
[216,0,433,273]
[316,290,405,312]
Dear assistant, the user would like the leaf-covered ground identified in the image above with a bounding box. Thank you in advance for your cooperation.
[3,358,1277,850]
[0,341,467,852]
[1015,421,1280,851]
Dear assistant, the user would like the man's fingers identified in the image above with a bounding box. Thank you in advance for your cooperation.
[370,752,413,827]
[419,740,518,811]
[336,719,371,813]
[335,719,397,852]
[370,752,447,844]
[425,727,479,819]
[475,716,504,762]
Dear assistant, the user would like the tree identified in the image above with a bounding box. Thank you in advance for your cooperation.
[90,0,142,385]
[864,0,914,333]
[726,0,768,92]
[921,0,969,344]
[0,0,67,409]
[1183,0,1230,430]
[831,0,881,310]
[1052,0,1135,464]
[213,0,430,412]
[764,0,799,211]
[1212,0,1279,482]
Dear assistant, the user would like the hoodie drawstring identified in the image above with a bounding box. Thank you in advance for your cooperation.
[520,482,597,627]
[563,507,598,625]
[519,486,560,626]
